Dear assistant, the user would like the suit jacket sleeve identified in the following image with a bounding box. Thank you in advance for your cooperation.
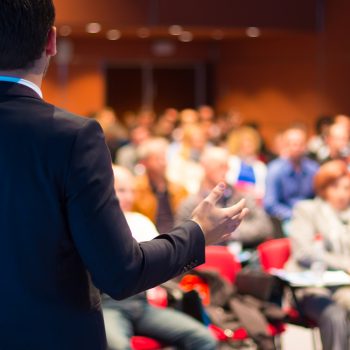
[64,119,205,300]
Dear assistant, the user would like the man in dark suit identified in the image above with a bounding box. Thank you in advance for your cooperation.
[0,1,247,349]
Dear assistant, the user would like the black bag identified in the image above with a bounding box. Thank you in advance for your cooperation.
[235,269,283,304]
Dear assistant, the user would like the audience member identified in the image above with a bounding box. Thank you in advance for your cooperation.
[308,115,334,163]
[322,122,350,164]
[176,147,273,248]
[136,108,156,129]
[133,138,188,233]
[167,124,207,194]
[115,125,150,173]
[264,126,319,225]
[103,166,217,350]
[286,160,350,350]
[93,107,128,160]
[153,108,179,140]
[179,108,199,126]
[334,114,350,134]
[198,105,221,144]
[246,121,277,163]
[226,126,267,200]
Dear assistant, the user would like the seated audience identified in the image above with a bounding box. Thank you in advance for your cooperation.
[334,114,350,134]
[115,125,150,173]
[322,121,350,164]
[179,108,200,126]
[133,137,188,233]
[153,108,179,140]
[198,105,221,144]
[308,115,334,163]
[167,124,207,194]
[286,160,350,350]
[226,126,267,200]
[102,166,217,350]
[168,108,200,158]
[93,107,128,160]
[136,108,156,130]
[176,147,273,248]
[264,126,319,224]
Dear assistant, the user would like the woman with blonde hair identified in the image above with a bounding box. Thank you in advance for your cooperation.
[226,126,267,199]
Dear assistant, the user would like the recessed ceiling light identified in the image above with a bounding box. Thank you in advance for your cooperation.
[59,25,72,37]
[106,29,121,41]
[86,22,101,34]
[178,31,193,42]
[169,25,183,36]
[137,27,151,38]
[246,27,260,38]
[212,30,224,40]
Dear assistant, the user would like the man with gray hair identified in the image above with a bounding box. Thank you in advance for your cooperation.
[176,147,273,248]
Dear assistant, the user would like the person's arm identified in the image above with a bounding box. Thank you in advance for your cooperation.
[289,202,318,268]
[264,164,292,220]
[65,120,246,300]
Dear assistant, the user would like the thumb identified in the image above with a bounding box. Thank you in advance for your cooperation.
[204,182,226,205]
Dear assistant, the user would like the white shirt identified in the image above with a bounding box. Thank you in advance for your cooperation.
[0,75,43,98]
[124,212,159,243]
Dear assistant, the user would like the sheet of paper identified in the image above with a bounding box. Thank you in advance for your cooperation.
[270,269,350,287]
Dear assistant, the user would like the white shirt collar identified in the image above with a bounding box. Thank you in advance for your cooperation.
[0,76,43,98]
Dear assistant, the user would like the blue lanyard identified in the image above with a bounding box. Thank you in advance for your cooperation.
[0,75,43,98]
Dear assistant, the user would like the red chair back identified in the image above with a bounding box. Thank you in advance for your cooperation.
[197,246,241,283]
[258,238,291,271]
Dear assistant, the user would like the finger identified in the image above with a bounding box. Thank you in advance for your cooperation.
[232,208,249,221]
[204,182,226,205]
[220,233,232,243]
[222,198,246,217]
[226,219,242,233]
[228,208,249,230]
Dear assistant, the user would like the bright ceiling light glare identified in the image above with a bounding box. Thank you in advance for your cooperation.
[169,25,183,36]
[86,22,102,34]
[59,25,72,37]
[137,27,151,38]
[246,27,261,38]
[178,31,193,42]
[106,29,121,41]
[212,30,224,40]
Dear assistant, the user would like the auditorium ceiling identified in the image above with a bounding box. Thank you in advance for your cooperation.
[54,0,321,40]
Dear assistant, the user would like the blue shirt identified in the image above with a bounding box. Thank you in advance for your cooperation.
[264,157,319,221]
[237,162,256,185]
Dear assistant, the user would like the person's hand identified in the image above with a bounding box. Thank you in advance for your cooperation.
[191,183,248,245]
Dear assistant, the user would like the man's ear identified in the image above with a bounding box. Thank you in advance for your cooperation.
[46,26,57,57]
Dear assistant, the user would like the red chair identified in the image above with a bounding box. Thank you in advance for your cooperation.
[197,246,285,348]
[257,238,318,350]
[258,238,291,272]
[197,245,241,283]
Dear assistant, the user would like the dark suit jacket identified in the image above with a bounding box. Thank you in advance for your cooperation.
[0,82,205,350]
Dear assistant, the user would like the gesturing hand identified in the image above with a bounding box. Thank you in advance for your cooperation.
[191,183,249,245]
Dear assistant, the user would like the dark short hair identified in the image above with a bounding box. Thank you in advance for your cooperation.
[0,0,55,70]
